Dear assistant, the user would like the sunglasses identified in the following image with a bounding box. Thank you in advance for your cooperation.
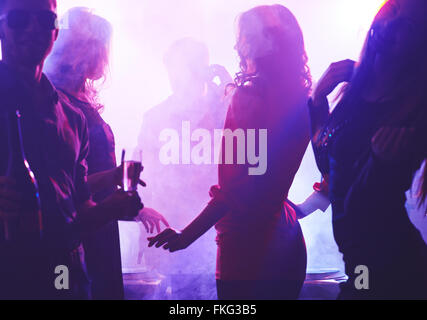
[0,10,58,30]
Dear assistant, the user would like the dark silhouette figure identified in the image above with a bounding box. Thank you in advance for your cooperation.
[45,7,166,299]
[310,0,427,299]
[0,0,142,299]
[137,38,231,279]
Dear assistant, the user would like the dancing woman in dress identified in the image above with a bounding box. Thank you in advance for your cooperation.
[148,4,312,300]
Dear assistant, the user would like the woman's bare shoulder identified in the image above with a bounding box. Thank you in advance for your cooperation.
[231,81,264,109]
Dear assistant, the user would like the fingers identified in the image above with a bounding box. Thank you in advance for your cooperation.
[126,191,143,216]
[209,185,221,198]
[140,216,169,234]
[134,212,142,223]
[317,59,356,97]
[149,219,155,234]
[133,192,144,211]
[108,190,143,220]
[161,217,170,228]
[163,242,175,251]
[327,60,356,74]
[164,239,184,252]
[138,179,147,187]
[322,68,352,88]
[152,234,174,248]
[394,128,415,155]
[141,208,170,231]
[162,236,181,252]
[373,127,395,158]
[389,128,406,154]
[147,228,185,252]
[210,64,232,82]
[374,127,400,151]
[147,228,176,247]
[372,127,390,156]
[113,166,123,186]
[155,220,161,234]
[141,216,155,233]
[372,126,416,160]
[142,220,150,233]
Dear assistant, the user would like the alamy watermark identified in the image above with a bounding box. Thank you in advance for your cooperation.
[158,121,268,176]
[54,265,69,290]
[354,265,369,290]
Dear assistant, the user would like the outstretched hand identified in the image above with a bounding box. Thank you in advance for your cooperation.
[136,207,170,234]
[147,228,190,252]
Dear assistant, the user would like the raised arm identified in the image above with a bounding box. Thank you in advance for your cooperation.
[309,59,356,137]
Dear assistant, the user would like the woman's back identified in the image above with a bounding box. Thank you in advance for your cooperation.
[216,79,310,234]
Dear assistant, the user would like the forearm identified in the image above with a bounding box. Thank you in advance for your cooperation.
[308,97,330,138]
[299,191,330,215]
[87,168,117,194]
[181,199,229,245]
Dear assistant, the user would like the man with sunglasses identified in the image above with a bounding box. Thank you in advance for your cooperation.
[0,0,143,299]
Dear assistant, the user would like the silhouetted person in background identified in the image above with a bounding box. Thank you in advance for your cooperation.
[310,0,427,299]
[45,7,167,299]
[138,38,231,218]
[0,0,142,299]
[137,38,231,280]
[149,5,311,300]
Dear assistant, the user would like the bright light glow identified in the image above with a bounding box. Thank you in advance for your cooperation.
[334,0,387,38]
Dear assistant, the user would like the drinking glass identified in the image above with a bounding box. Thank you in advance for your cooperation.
[122,149,143,192]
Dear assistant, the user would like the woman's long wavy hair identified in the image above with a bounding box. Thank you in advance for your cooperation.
[334,0,427,206]
[45,7,112,112]
[233,5,311,95]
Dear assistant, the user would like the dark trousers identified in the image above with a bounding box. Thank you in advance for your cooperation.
[83,221,124,300]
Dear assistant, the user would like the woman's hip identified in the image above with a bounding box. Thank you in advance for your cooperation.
[215,221,307,281]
